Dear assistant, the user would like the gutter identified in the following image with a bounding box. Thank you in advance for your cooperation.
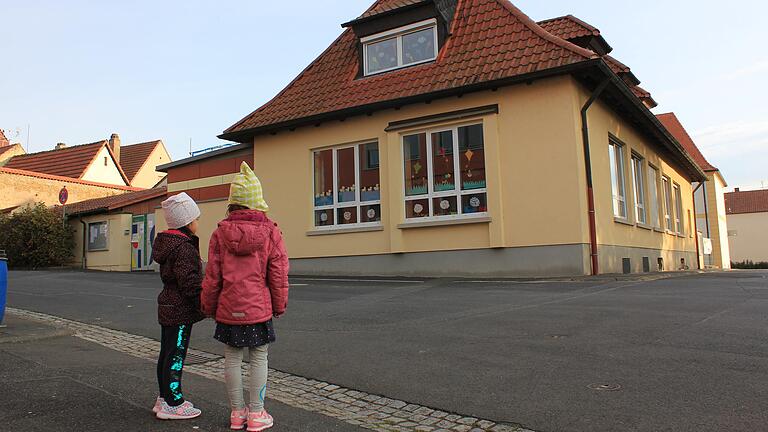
[580,77,611,276]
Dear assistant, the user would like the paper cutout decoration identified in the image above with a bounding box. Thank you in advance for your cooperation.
[469,197,481,208]
[414,161,422,174]
[413,203,424,214]
[367,208,376,219]
[440,199,450,210]
[343,211,352,221]
[320,212,328,222]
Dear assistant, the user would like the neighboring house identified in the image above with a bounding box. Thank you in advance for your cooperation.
[657,113,731,269]
[0,129,26,166]
[166,0,705,277]
[64,187,168,272]
[0,166,141,212]
[120,139,172,188]
[725,188,768,263]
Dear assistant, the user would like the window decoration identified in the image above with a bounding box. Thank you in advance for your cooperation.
[363,20,438,76]
[648,165,661,229]
[673,183,683,235]
[403,123,487,220]
[609,139,627,219]
[313,143,381,229]
[662,176,673,231]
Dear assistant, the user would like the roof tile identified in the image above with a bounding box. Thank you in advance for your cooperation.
[61,187,167,217]
[5,141,106,178]
[656,113,718,172]
[725,189,768,215]
[121,140,162,182]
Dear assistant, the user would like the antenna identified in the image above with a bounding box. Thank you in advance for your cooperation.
[189,138,192,156]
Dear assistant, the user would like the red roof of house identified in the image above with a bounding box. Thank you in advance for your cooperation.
[355,0,428,21]
[0,166,142,191]
[725,189,768,215]
[4,140,131,185]
[222,0,597,138]
[60,187,167,217]
[0,143,22,158]
[656,113,717,172]
[121,140,162,182]
[537,15,600,40]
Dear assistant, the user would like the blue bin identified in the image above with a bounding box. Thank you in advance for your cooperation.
[0,253,6,325]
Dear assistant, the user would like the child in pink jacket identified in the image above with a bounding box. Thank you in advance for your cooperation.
[201,162,289,431]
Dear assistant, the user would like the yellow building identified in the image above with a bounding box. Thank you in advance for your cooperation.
[172,0,706,277]
[726,189,768,264]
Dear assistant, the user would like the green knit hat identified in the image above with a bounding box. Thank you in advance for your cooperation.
[229,162,269,212]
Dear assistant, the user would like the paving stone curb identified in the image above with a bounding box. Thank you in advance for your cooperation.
[6,307,535,432]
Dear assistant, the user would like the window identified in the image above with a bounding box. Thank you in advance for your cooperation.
[363,20,438,76]
[673,183,683,235]
[609,139,627,219]
[313,143,381,229]
[648,165,661,229]
[631,155,647,225]
[88,221,109,251]
[403,123,487,220]
[662,176,673,231]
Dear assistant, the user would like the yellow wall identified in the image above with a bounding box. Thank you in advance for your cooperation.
[130,144,172,188]
[706,172,731,268]
[70,213,133,271]
[0,144,26,166]
[154,199,228,260]
[0,170,131,210]
[82,146,128,186]
[727,212,768,263]
[583,88,698,270]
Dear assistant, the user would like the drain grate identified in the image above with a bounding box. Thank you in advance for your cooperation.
[588,383,621,392]
[185,351,222,365]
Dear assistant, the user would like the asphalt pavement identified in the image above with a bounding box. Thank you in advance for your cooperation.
[5,270,768,432]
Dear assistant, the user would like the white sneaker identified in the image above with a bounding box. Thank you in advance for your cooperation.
[156,400,202,420]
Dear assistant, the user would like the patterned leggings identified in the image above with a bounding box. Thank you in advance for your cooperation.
[157,324,192,406]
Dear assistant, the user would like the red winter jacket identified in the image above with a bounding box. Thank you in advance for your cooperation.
[201,210,290,325]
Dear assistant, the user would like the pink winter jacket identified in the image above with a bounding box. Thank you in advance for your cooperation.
[201,210,289,325]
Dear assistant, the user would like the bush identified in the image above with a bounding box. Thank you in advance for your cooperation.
[731,260,768,270]
[0,203,74,269]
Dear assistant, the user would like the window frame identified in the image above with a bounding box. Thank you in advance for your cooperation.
[362,19,439,76]
[311,142,382,231]
[631,153,647,225]
[87,221,109,252]
[647,164,662,230]
[673,182,684,235]
[608,138,628,220]
[400,122,488,223]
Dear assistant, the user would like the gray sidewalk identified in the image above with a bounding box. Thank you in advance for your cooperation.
[0,314,363,432]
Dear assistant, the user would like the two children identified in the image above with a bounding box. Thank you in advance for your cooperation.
[154,162,289,431]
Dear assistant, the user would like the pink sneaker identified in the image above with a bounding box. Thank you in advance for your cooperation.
[247,410,273,431]
[230,408,248,430]
[156,400,202,420]
[152,397,164,413]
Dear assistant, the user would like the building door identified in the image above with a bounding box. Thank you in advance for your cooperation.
[131,215,146,271]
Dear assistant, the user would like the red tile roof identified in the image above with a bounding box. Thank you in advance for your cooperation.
[537,15,600,40]
[223,0,597,137]
[121,140,162,182]
[0,167,142,191]
[725,189,768,215]
[656,113,718,172]
[61,187,167,217]
[4,140,131,185]
[0,143,22,158]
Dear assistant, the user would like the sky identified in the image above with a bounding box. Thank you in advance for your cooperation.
[1,1,766,190]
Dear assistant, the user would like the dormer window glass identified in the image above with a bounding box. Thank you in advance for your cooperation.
[362,19,438,76]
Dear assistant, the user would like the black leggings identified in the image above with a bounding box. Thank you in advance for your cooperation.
[157,324,193,407]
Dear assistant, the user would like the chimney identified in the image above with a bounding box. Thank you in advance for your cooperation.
[734,188,740,192]
[55,142,67,150]
[109,133,121,163]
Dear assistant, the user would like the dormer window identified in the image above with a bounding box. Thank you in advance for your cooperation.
[362,19,438,76]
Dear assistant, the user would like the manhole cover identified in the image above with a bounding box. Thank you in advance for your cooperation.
[588,383,621,391]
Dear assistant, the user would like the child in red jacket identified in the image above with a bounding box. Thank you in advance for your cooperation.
[201,162,289,431]
[152,192,205,420]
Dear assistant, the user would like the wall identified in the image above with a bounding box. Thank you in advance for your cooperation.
[727,212,768,263]
[154,199,228,261]
[70,213,133,271]
[0,170,132,210]
[580,85,698,273]
[81,146,128,186]
[706,172,731,268]
[0,144,26,166]
[245,76,588,269]
[131,144,172,189]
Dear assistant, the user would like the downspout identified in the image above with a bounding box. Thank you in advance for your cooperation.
[580,78,611,276]
[692,182,704,270]
[79,218,88,270]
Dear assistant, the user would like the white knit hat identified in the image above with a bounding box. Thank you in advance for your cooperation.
[162,192,201,229]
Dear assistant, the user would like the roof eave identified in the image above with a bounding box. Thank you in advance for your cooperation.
[341,0,431,27]
[157,143,251,172]
[218,60,600,143]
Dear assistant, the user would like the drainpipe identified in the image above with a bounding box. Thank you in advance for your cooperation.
[692,182,704,270]
[79,218,88,270]
[580,78,611,276]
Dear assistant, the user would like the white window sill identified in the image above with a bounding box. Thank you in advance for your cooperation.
[653,227,665,233]
[636,223,653,231]
[398,215,491,229]
[614,217,634,226]
[306,225,384,236]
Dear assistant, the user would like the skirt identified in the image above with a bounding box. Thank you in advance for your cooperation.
[214,320,276,348]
